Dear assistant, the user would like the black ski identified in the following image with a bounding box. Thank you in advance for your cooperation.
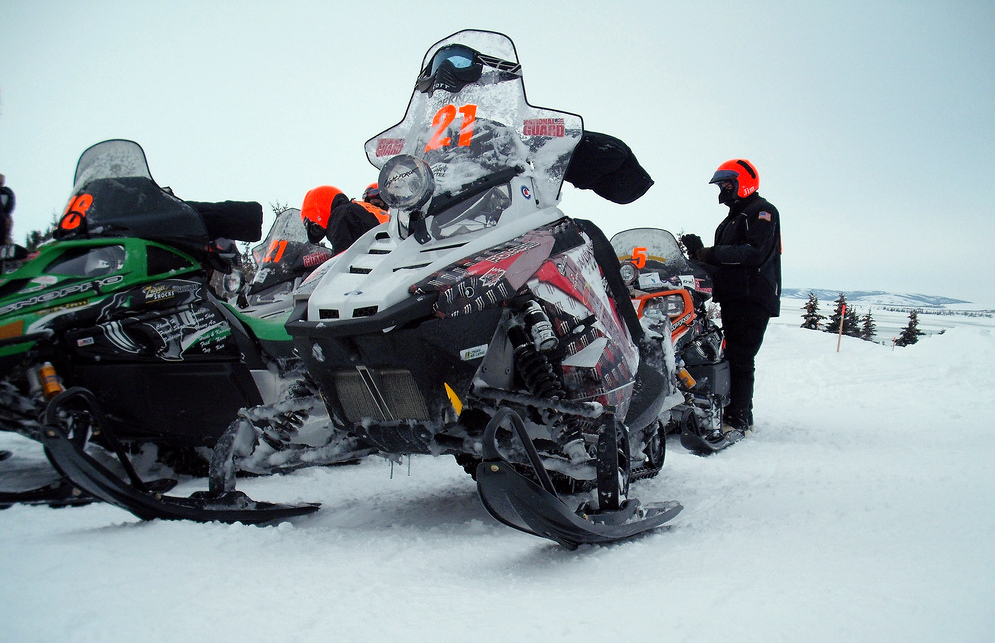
[474,408,682,549]
[41,423,319,524]
[0,479,95,509]
[679,426,747,455]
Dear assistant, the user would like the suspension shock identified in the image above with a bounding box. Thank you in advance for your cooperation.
[509,303,585,460]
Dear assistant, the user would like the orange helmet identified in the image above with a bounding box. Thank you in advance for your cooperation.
[362,183,379,201]
[709,159,759,201]
[301,185,343,228]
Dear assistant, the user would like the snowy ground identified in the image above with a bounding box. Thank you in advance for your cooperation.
[3,304,994,642]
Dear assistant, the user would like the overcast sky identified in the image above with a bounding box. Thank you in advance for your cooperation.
[2,0,993,306]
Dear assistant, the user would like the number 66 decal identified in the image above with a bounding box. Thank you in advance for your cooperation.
[425,104,477,152]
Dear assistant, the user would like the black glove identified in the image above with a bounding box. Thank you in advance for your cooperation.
[696,246,716,264]
[680,233,704,257]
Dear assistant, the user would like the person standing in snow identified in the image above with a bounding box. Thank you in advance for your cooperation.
[301,184,388,255]
[681,159,781,435]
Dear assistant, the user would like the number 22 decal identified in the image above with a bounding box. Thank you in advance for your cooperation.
[425,104,477,152]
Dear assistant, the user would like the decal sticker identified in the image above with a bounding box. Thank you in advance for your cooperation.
[303,250,331,267]
[520,185,531,199]
[262,239,288,263]
[638,272,663,289]
[375,138,405,157]
[425,104,477,151]
[460,344,488,361]
[522,118,565,137]
[61,194,93,230]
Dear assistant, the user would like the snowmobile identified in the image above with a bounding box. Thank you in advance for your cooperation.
[0,139,350,514]
[611,228,740,454]
[42,30,686,548]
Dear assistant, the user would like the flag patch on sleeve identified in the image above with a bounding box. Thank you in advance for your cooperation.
[758,211,772,222]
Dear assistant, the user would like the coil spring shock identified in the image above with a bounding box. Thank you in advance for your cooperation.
[508,325,565,400]
[508,322,587,453]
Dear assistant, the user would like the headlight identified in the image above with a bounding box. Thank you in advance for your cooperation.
[644,293,687,320]
[378,154,435,210]
[619,262,637,284]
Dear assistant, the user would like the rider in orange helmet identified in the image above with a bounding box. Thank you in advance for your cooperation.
[300,184,388,255]
[680,159,781,437]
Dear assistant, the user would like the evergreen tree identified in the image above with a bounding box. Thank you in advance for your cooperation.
[825,293,847,334]
[801,291,825,330]
[859,308,876,341]
[843,304,861,337]
[894,309,925,346]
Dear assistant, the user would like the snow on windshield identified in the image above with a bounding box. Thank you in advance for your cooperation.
[72,140,154,195]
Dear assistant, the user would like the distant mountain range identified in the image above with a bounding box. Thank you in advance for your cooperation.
[781,288,970,308]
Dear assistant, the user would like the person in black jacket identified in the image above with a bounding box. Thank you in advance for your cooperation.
[681,159,781,435]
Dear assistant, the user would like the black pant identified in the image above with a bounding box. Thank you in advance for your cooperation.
[719,300,771,418]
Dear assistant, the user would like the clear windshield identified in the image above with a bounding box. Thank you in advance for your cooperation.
[611,227,692,278]
[251,207,311,263]
[365,30,582,211]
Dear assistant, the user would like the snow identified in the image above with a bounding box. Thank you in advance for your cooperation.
[3,304,995,641]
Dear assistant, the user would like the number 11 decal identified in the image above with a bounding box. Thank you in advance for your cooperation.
[425,104,477,152]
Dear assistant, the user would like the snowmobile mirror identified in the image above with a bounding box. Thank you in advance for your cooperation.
[378,155,435,212]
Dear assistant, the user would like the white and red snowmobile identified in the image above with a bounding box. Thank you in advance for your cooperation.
[44,30,686,547]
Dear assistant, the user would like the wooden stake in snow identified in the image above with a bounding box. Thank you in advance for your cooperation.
[837,303,846,352]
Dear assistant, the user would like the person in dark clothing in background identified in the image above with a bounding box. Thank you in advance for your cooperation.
[0,173,14,245]
[301,184,388,256]
[681,159,781,436]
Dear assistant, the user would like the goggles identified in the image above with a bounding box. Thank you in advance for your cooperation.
[416,44,521,93]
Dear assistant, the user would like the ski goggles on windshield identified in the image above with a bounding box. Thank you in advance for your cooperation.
[415,44,522,93]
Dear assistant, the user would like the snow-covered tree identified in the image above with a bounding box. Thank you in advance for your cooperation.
[859,309,876,342]
[801,291,825,330]
[895,310,924,346]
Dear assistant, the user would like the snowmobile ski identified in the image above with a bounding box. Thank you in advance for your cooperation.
[475,408,682,549]
[679,425,747,455]
[0,479,95,509]
[41,423,319,524]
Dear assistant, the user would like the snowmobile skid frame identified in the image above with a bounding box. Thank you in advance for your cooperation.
[40,387,319,524]
[475,407,682,549]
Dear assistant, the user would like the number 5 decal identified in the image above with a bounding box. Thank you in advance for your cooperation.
[425,104,477,152]
[632,246,647,269]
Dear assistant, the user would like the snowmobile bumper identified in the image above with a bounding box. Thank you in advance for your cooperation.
[474,408,681,549]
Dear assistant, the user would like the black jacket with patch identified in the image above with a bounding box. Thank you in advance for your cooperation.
[707,193,782,317]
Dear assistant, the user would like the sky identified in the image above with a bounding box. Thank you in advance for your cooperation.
[1,0,994,305]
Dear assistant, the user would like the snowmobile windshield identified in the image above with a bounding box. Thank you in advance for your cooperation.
[365,29,582,235]
[611,228,692,280]
[60,139,209,245]
[251,207,312,263]
[249,207,332,300]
